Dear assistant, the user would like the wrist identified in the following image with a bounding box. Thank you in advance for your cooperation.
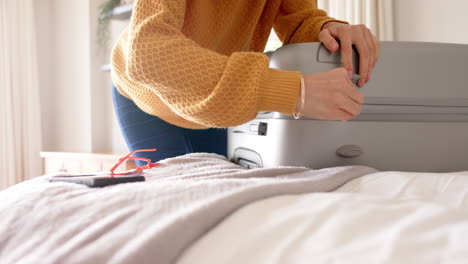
[257,68,301,114]
[295,95,301,113]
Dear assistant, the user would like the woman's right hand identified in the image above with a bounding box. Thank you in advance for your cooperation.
[298,67,365,121]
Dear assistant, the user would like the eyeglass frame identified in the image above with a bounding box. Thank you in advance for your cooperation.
[109,148,159,177]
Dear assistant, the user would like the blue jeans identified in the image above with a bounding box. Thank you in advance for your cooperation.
[112,86,227,166]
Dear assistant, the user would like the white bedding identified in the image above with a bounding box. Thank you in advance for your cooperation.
[1,152,467,264]
[178,171,468,264]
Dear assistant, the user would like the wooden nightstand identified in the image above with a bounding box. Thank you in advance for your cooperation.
[40,152,137,175]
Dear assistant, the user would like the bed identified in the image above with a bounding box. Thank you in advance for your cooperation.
[1,153,467,263]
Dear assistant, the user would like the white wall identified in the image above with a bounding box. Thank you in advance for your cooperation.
[34,0,55,151]
[53,0,93,152]
[35,0,92,153]
[35,0,128,154]
[89,0,114,153]
[394,0,468,44]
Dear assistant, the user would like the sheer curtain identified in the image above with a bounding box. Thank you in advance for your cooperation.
[266,0,394,51]
[0,0,43,190]
[318,0,395,41]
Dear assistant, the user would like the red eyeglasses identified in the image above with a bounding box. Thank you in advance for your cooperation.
[109,148,159,177]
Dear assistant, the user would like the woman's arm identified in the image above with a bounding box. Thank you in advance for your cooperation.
[273,0,379,121]
[273,0,379,87]
[112,0,301,129]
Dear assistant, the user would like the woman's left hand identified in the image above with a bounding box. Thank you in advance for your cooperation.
[319,22,380,87]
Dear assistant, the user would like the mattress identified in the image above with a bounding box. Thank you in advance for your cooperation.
[178,170,468,264]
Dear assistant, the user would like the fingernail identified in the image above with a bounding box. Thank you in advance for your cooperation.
[330,42,338,50]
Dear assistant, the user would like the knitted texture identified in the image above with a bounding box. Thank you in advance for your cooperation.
[111,0,340,129]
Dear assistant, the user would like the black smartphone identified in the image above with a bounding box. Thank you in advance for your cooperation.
[49,174,145,188]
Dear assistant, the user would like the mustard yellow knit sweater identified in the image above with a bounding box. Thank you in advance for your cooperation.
[111,0,339,129]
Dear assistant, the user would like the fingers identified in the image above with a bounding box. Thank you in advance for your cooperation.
[372,34,380,67]
[337,69,364,119]
[363,28,375,83]
[329,68,365,104]
[331,109,354,121]
[327,97,361,121]
[353,26,371,87]
[329,67,353,80]
[340,36,354,77]
[319,28,340,53]
[332,70,364,120]
[302,67,365,121]
[347,88,365,105]
[325,23,379,87]
[339,97,362,116]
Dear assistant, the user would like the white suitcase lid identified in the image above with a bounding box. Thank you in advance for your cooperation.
[266,41,468,121]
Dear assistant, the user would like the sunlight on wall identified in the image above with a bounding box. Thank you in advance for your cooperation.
[264,31,282,52]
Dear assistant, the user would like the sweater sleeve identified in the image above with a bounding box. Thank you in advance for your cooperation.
[115,0,301,129]
[274,0,347,44]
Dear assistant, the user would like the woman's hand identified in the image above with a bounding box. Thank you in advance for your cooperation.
[319,22,380,87]
[298,67,364,121]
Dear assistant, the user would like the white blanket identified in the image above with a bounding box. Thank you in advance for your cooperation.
[0,153,375,264]
[178,170,468,264]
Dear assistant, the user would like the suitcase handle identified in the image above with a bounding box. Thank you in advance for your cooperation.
[317,43,360,75]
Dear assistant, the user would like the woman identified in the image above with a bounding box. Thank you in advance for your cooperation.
[111,0,379,165]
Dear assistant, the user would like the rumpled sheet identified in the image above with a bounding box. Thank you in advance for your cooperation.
[0,153,375,264]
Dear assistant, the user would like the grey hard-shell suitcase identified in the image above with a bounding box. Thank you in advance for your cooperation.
[228,42,468,172]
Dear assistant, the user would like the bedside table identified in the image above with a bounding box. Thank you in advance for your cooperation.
[40,152,137,175]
